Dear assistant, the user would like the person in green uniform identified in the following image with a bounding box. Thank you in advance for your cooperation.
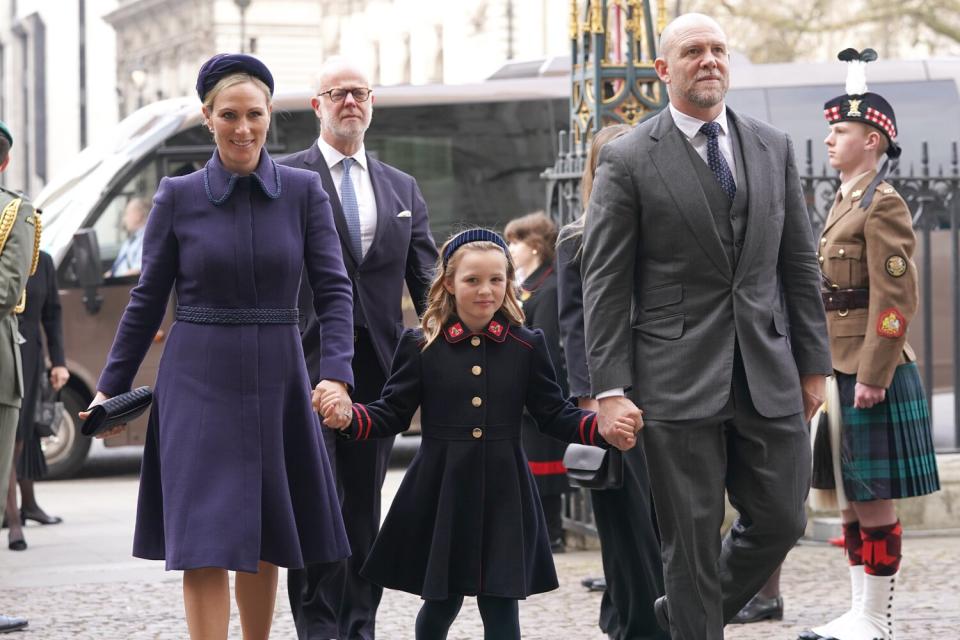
[0,118,37,634]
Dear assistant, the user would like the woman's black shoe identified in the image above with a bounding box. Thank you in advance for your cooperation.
[8,535,27,551]
[730,594,784,624]
[20,507,62,526]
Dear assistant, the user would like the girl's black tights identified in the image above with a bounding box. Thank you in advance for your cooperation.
[415,595,520,640]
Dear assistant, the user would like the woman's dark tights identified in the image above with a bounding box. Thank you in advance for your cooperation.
[415,595,520,640]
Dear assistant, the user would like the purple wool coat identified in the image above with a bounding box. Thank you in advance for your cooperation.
[98,150,354,572]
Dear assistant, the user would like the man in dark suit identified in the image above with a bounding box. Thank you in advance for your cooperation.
[282,57,437,640]
[580,14,831,640]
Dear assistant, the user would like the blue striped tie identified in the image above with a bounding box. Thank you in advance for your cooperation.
[699,122,737,201]
[340,157,363,259]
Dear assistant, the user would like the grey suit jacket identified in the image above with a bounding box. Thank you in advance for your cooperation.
[581,107,831,421]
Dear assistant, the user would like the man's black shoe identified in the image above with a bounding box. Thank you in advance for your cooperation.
[0,615,28,634]
[653,596,669,631]
[730,594,784,624]
[579,576,607,592]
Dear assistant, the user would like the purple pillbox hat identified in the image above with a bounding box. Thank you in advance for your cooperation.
[196,53,275,102]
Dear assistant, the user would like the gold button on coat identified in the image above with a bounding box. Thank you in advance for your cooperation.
[820,237,827,245]
[470,336,481,347]
[818,255,824,264]
[472,396,482,407]
[838,248,846,256]
[472,427,483,439]
[471,365,482,376]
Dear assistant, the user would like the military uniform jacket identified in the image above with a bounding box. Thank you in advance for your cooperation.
[343,317,606,600]
[819,171,917,388]
[0,187,38,408]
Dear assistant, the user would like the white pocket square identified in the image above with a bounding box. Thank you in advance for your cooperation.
[396,210,412,218]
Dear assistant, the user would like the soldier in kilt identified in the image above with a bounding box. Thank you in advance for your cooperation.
[799,49,940,640]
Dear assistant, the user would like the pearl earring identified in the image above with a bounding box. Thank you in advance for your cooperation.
[532,249,538,255]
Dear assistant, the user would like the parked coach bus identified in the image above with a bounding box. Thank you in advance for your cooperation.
[35,56,960,476]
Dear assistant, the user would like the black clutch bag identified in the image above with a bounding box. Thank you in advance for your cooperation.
[563,444,624,490]
[81,387,153,437]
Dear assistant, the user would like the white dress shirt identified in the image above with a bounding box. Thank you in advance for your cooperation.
[669,103,739,187]
[317,137,378,256]
[596,104,739,401]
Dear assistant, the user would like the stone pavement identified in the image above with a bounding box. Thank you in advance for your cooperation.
[1,467,958,639]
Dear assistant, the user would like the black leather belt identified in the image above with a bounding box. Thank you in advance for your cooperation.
[821,289,869,312]
[176,306,300,324]
[422,424,518,441]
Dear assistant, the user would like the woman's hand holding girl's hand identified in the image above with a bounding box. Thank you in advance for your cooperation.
[314,380,352,430]
[606,416,638,451]
[78,391,127,439]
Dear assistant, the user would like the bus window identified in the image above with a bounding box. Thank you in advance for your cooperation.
[365,98,566,236]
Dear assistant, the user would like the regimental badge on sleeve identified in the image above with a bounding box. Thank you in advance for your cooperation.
[877,308,906,338]
[885,255,907,278]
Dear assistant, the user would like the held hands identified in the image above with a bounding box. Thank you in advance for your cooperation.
[800,374,827,422]
[49,366,70,391]
[854,382,886,409]
[313,380,352,430]
[78,391,126,439]
[577,397,600,412]
[598,395,643,451]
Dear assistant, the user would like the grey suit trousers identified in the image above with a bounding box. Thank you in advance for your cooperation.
[0,404,19,523]
[642,352,810,640]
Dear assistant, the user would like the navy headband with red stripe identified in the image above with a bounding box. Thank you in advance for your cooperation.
[442,229,510,266]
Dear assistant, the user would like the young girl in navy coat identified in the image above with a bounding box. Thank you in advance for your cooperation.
[318,228,637,639]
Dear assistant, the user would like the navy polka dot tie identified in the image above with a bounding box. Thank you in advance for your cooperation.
[699,122,737,201]
[340,157,364,259]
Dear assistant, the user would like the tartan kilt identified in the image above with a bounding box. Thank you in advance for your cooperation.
[837,363,940,502]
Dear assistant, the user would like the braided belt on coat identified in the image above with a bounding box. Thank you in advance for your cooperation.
[176,306,300,325]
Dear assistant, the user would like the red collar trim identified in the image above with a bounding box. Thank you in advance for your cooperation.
[443,317,509,343]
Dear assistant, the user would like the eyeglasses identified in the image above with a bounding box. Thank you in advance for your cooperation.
[318,87,372,103]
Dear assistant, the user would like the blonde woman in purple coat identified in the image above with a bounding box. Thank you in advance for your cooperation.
[82,54,355,640]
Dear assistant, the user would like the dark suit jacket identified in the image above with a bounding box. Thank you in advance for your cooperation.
[581,107,832,421]
[556,225,590,399]
[281,142,437,381]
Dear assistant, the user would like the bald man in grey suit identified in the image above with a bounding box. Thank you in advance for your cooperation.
[581,14,831,640]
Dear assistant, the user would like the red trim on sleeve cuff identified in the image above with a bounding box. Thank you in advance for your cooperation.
[578,415,589,444]
[357,404,373,440]
[351,406,363,439]
[528,460,568,475]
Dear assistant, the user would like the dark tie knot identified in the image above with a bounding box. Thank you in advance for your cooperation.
[699,121,721,138]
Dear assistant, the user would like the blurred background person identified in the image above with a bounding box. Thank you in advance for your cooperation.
[504,211,569,552]
[5,249,68,552]
[107,196,149,277]
[556,124,669,639]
